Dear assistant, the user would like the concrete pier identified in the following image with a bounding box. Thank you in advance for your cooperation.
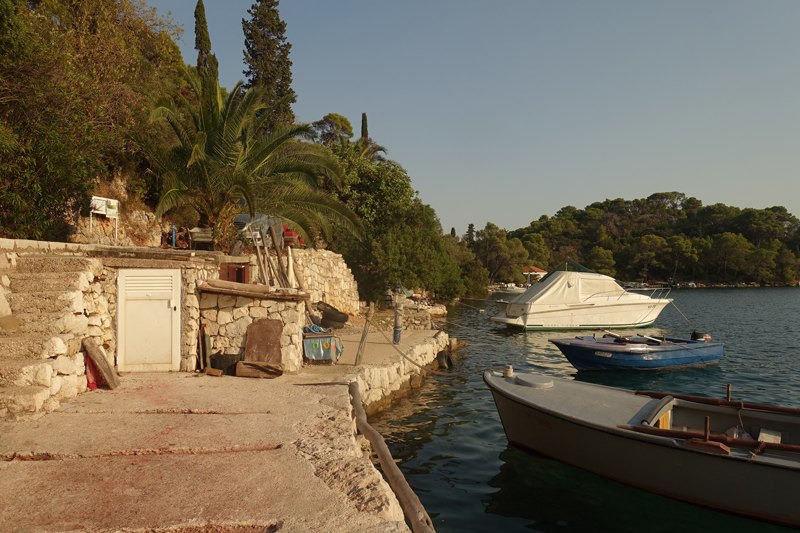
[0,329,447,533]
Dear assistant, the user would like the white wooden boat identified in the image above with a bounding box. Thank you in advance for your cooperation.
[484,369,800,527]
[490,269,671,331]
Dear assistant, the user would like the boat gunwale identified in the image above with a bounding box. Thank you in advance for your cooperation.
[483,371,800,472]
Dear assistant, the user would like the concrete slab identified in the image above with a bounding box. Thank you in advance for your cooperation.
[0,329,445,533]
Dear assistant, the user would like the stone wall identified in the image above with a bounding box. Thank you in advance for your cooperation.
[292,249,360,316]
[197,291,306,373]
[353,330,448,416]
[70,210,162,248]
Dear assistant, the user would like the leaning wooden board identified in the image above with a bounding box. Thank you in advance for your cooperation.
[82,337,121,389]
[244,318,283,364]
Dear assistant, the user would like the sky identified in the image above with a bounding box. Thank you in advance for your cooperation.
[145,0,800,235]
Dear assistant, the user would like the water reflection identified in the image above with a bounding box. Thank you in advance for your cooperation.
[370,288,800,532]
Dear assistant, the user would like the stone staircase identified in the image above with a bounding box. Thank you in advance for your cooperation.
[0,255,102,421]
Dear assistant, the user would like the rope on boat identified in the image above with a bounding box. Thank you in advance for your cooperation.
[669,300,694,329]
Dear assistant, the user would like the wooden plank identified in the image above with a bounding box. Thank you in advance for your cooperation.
[244,319,284,364]
[204,328,212,370]
[203,367,223,377]
[235,361,284,379]
[82,337,121,390]
[198,286,309,301]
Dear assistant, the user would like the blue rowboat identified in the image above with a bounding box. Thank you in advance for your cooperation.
[549,333,723,370]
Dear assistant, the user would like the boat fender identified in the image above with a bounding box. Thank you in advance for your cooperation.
[436,350,451,369]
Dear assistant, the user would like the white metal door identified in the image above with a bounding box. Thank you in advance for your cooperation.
[117,269,181,371]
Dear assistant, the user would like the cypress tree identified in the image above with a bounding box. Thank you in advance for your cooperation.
[242,0,295,132]
[361,112,368,140]
[194,0,210,70]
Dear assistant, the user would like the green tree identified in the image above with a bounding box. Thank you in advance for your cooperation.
[242,0,295,131]
[146,68,361,246]
[474,223,529,284]
[1,0,182,239]
[522,233,550,269]
[666,235,697,281]
[194,0,210,69]
[311,113,353,146]
[632,235,668,280]
[585,246,616,277]
[711,232,752,280]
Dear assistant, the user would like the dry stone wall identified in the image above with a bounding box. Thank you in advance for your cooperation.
[292,249,360,315]
[197,291,306,373]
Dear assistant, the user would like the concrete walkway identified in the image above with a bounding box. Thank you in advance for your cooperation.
[0,330,441,533]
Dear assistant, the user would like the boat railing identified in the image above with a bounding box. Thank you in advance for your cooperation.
[622,287,672,300]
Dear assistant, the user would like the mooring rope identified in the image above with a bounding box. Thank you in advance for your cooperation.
[670,300,694,329]
[369,317,498,377]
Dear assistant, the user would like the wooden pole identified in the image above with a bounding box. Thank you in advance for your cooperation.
[268,225,290,287]
[355,302,374,366]
[349,383,436,533]
[393,303,403,344]
[248,225,267,284]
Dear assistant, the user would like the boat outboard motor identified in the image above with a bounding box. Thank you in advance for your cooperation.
[691,331,712,342]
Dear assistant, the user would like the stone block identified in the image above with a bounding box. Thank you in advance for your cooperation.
[50,375,63,395]
[50,355,76,375]
[71,352,85,375]
[88,315,102,326]
[200,309,217,322]
[55,374,78,400]
[226,316,252,338]
[235,297,254,307]
[204,321,219,336]
[217,309,233,325]
[232,307,249,320]
[249,307,268,319]
[218,295,236,308]
[199,293,218,309]
[185,294,198,309]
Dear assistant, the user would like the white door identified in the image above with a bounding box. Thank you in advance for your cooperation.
[117,269,181,371]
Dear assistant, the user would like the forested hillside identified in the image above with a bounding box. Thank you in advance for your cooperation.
[483,192,799,286]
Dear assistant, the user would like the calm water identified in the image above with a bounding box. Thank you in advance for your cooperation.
[370,288,800,532]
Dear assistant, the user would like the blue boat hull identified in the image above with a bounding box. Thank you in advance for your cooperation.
[550,336,724,370]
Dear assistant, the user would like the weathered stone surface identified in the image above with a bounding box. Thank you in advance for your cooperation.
[226,316,253,338]
[199,292,218,309]
[50,355,76,375]
[216,309,232,325]
[200,309,217,322]
[218,295,236,308]
[249,306,268,319]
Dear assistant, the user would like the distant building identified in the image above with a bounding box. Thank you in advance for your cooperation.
[523,266,547,284]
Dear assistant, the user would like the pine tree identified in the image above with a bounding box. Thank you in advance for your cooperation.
[242,0,295,132]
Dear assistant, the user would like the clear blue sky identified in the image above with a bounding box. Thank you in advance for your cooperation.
[146,0,800,235]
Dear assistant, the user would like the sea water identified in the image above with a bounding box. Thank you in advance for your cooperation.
[369,287,800,532]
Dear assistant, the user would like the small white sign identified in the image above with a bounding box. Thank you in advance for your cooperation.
[90,196,119,219]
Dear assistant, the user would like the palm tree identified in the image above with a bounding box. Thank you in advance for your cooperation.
[145,69,363,244]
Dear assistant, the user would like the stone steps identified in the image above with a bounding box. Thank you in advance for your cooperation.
[0,254,97,420]
[0,385,53,421]
[0,335,74,361]
[9,271,92,293]
[16,255,102,276]
[0,358,54,388]
[0,311,88,338]
[7,290,83,314]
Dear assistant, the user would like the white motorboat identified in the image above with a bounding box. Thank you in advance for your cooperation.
[490,265,672,331]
